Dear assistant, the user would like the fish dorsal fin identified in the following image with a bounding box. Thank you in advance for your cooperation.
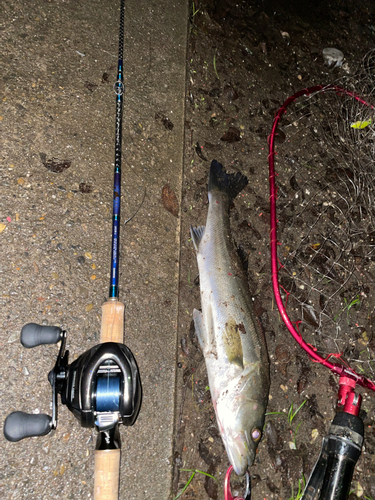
[223,317,244,368]
[190,225,205,251]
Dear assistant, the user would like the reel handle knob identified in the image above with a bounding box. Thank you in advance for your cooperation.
[4,411,52,442]
[21,323,62,348]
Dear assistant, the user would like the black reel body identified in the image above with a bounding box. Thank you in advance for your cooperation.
[4,324,141,443]
[64,342,141,430]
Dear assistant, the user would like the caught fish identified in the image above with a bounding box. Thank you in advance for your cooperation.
[190,160,270,476]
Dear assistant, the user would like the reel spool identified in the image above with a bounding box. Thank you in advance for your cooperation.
[4,323,141,442]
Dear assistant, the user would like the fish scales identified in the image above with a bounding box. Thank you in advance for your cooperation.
[190,160,270,476]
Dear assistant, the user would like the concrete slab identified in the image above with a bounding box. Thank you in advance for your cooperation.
[0,0,188,498]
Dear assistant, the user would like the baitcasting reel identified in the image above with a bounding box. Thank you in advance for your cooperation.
[4,323,141,445]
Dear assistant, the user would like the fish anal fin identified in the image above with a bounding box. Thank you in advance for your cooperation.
[190,225,206,252]
[193,308,207,351]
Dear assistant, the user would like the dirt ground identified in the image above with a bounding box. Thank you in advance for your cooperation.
[173,1,375,499]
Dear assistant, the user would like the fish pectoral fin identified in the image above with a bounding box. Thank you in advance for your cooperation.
[228,353,244,369]
[190,225,205,252]
[224,317,244,369]
[193,308,207,351]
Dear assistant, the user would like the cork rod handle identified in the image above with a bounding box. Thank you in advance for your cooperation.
[100,300,125,343]
[94,449,121,500]
[94,299,125,500]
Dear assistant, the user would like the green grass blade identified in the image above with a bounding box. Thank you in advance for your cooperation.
[289,400,306,424]
[173,468,218,499]
[194,469,217,480]
[173,471,196,500]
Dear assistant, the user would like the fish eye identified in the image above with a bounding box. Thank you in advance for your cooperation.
[251,428,261,442]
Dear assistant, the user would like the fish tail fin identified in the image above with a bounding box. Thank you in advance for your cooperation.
[190,225,205,251]
[208,160,248,200]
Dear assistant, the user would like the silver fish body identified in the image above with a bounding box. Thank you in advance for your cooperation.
[191,160,270,476]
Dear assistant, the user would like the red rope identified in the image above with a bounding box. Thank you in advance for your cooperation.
[268,84,375,392]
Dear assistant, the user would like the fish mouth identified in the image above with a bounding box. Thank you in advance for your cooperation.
[225,431,255,477]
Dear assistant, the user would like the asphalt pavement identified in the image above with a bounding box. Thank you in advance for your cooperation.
[0,0,188,498]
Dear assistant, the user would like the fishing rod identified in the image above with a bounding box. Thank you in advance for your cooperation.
[3,1,142,498]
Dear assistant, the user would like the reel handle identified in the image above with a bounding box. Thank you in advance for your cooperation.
[21,323,62,348]
[4,411,52,442]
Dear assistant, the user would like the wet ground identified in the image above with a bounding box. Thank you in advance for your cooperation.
[2,1,375,499]
[174,1,375,499]
[1,0,187,498]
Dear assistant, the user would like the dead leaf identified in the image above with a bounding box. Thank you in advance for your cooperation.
[220,126,241,142]
[85,81,98,92]
[195,142,208,161]
[223,83,239,102]
[40,153,71,173]
[79,182,92,193]
[162,184,179,217]
[155,112,174,131]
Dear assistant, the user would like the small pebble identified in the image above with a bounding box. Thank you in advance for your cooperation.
[42,442,51,454]
[322,47,344,67]
[78,285,89,298]
[311,429,319,442]
[7,331,19,343]
[63,432,71,442]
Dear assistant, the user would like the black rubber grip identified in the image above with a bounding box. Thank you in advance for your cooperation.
[20,323,62,348]
[4,412,52,442]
